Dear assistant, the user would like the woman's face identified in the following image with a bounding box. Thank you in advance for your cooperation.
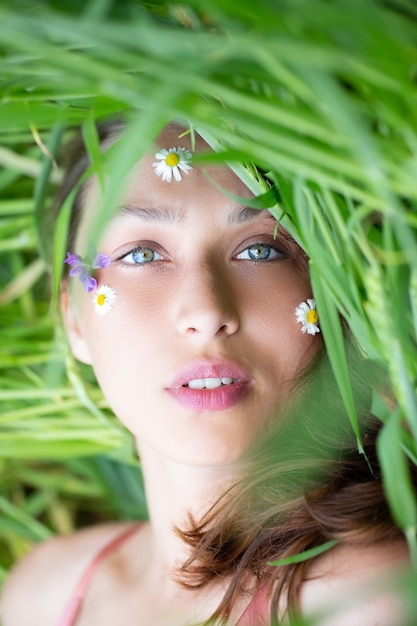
[64,128,320,466]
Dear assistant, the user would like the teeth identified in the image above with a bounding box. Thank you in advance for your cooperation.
[187,377,235,389]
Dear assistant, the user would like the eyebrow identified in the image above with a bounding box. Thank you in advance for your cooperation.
[228,205,273,225]
[117,203,273,225]
[118,204,185,222]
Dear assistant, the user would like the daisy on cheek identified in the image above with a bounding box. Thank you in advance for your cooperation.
[295,298,320,335]
[93,285,117,316]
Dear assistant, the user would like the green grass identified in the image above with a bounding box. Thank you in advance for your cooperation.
[0,0,416,617]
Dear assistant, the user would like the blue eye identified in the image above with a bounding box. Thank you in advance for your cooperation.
[236,243,282,261]
[122,246,163,264]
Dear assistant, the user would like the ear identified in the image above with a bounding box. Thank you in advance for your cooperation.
[60,287,93,365]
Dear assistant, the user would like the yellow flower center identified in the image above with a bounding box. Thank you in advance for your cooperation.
[97,293,106,306]
[307,309,318,324]
[165,153,180,167]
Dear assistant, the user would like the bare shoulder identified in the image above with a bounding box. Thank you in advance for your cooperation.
[1,521,140,626]
[300,539,411,626]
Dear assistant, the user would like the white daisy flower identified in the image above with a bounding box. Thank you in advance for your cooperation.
[153,147,193,182]
[295,298,320,335]
[93,285,117,316]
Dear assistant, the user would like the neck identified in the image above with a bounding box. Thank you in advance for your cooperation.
[136,439,241,573]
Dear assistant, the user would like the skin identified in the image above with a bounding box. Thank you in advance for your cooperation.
[1,126,411,626]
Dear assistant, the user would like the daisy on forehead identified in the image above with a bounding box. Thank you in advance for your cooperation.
[153,146,193,182]
[60,121,321,467]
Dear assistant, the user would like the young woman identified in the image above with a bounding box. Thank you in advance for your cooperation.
[1,122,413,625]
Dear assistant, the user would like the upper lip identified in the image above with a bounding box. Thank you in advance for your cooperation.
[166,359,252,389]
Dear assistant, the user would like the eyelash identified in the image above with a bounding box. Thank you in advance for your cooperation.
[119,246,164,265]
[117,240,288,266]
[235,242,287,262]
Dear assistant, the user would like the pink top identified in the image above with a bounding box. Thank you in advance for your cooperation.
[57,524,270,626]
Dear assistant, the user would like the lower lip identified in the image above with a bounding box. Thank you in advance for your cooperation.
[166,382,249,412]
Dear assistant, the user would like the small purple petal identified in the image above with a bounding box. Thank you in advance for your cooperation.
[69,266,83,277]
[85,277,98,292]
[64,252,82,266]
[92,253,112,269]
[79,271,97,292]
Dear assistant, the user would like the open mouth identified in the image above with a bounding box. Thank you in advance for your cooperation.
[166,359,251,411]
[184,377,237,390]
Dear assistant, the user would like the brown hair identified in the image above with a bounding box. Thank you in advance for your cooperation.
[52,119,125,260]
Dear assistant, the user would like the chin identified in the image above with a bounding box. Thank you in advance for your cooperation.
[168,440,251,468]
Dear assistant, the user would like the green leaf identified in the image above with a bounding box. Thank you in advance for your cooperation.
[309,261,364,453]
[268,540,337,567]
[377,412,417,535]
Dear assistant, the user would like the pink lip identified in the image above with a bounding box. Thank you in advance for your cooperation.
[166,359,252,412]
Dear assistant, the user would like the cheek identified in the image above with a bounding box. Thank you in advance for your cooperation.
[240,266,319,370]
[77,274,171,386]
[237,265,309,327]
[83,288,166,357]
[83,266,169,325]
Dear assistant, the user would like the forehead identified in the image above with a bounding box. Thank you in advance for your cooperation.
[118,123,257,204]
[126,129,251,203]
[76,125,276,250]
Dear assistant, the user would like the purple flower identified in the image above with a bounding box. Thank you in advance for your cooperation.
[92,253,112,270]
[78,270,98,292]
[64,252,83,267]
[64,246,111,293]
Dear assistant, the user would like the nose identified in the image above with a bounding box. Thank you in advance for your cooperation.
[175,262,240,340]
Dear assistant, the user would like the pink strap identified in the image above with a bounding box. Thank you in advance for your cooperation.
[236,583,270,626]
[57,523,269,626]
[57,524,140,626]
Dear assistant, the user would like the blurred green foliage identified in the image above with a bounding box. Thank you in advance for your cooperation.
[0,0,416,612]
